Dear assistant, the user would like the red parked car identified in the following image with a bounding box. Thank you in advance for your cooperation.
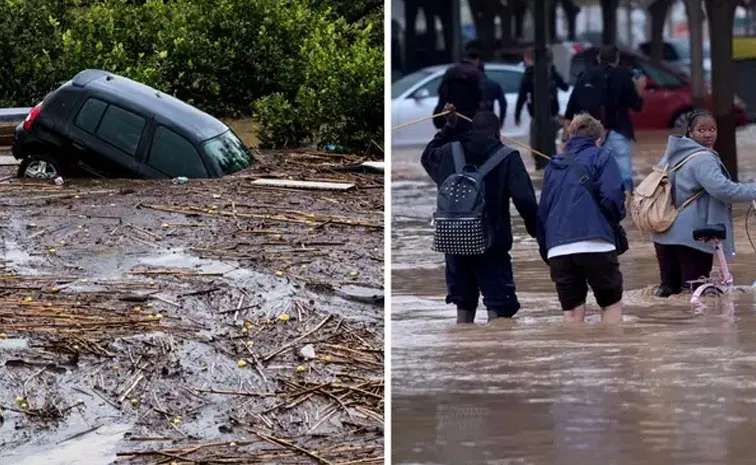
[569,47,748,130]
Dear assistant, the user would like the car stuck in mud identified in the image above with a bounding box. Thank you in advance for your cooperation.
[13,69,255,180]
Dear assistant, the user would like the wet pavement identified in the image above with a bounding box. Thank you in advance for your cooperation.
[392,128,756,465]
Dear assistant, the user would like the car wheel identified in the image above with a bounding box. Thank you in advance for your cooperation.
[672,111,692,131]
[18,154,63,180]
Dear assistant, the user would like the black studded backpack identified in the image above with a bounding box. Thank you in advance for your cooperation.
[432,141,513,255]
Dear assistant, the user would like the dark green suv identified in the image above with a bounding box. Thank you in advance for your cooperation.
[13,69,254,179]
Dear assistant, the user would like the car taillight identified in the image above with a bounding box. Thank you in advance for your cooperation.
[23,104,43,130]
[572,43,585,54]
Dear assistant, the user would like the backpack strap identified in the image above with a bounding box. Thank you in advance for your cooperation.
[451,142,465,173]
[477,146,514,177]
[670,151,709,172]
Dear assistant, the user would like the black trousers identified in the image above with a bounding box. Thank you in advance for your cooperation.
[654,243,714,292]
[444,250,520,318]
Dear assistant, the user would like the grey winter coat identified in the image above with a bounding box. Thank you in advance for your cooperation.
[651,135,756,257]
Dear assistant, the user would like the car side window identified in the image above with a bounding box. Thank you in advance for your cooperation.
[663,43,679,61]
[639,62,684,88]
[74,98,108,133]
[487,70,521,94]
[148,126,208,178]
[95,105,146,157]
[408,76,442,99]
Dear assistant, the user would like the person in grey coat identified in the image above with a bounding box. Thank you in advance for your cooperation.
[652,110,756,297]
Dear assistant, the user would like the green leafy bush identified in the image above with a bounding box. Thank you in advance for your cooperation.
[0,0,383,155]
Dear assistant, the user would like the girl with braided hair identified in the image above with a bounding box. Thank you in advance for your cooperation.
[651,109,756,297]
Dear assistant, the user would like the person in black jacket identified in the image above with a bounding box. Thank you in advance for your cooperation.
[564,45,645,192]
[515,46,570,170]
[432,48,485,134]
[421,110,539,324]
[479,63,507,128]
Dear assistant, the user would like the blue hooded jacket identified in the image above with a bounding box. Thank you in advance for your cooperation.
[537,136,626,259]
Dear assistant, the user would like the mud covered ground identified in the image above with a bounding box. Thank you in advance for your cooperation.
[0,150,384,464]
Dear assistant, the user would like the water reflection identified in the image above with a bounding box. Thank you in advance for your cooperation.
[392,129,756,465]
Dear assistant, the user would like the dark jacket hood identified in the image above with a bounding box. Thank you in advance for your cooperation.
[458,130,502,164]
[548,136,598,170]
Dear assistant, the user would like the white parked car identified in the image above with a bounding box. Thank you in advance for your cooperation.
[391,63,572,147]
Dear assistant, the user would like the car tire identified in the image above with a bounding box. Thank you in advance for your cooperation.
[672,110,693,131]
[18,154,64,180]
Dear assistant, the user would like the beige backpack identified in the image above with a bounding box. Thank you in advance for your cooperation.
[630,151,707,233]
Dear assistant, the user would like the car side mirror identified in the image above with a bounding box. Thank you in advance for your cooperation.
[413,88,430,100]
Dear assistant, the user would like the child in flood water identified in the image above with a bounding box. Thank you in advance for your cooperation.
[652,110,756,297]
[537,113,626,324]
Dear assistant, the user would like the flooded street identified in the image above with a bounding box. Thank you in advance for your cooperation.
[0,151,384,464]
[391,129,756,465]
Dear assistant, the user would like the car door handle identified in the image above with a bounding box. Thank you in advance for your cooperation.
[72,141,85,150]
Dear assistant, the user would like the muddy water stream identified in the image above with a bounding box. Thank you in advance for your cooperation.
[392,129,756,465]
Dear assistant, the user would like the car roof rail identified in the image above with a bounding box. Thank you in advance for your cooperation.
[72,69,111,88]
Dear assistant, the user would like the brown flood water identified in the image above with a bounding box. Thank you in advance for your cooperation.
[391,128,756,465]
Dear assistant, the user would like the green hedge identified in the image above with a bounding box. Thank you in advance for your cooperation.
[0,0,383,155]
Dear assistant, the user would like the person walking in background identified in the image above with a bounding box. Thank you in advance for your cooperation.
[651,110,756,298]
[515,47,569,170]
[479,62,507,129]
[564,44,645,192]
[537,113,626,324]
[432,46,485,135]
[421,110,539,324]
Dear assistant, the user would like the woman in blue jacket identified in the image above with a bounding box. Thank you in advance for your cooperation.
[537,113,627,324]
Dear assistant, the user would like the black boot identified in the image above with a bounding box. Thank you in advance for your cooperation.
[655,285,680,298]
[456,308,476,324]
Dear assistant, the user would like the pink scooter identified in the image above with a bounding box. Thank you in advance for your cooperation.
[690,223,734,308]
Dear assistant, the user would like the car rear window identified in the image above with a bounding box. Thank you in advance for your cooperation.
[96,105,146,157]
[148,126,209,178]
[202,130,253,176]
[74,98,108,133]
[486,69,522,94]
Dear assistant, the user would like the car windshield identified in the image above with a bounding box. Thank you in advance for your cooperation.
[392,70,435,99]
[202,130,253,175]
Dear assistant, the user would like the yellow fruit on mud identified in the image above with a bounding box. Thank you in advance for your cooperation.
[23,297,33,303]
[349,271,358,277]
[15,396,24,403]
[295,365,305,373]
[48,248,56,255]
[131,398,138,406]
[20,402,28,409]
[246,341,254,348]
[275,271,284,277]
[172,418,181,425]
[240,327,248,334]
[76,399,84,405]
[279,313,290,322]
[237,359,248,368]
[0,333,7,339]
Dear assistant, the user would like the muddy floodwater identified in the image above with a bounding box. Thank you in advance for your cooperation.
[392,128,756,465]
[0,150,384,465]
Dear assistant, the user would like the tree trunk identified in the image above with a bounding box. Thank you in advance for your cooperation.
[513,0,527,42]
[468,0,496,59]
[565,0,579,41]
[549,0,558,42]
[601,0,619,45]
[704,0,738,180]
[404,1,419,72]
[648,0,672,64]
[685,0,706,109]
[497,3,514,47]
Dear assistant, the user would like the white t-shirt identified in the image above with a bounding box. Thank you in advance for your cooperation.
[547,239,616,259]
